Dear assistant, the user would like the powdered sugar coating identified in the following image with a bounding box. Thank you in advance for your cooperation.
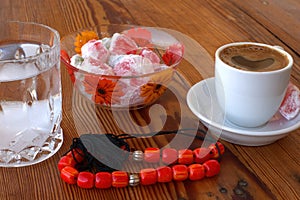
[109,33,138,55]
[72,33,169,76]
[279,83,300,120]
[140,48,160,64]
[81,39,110,64]
[113,55,154,76]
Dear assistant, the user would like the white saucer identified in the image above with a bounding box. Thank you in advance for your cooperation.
[186,77,300,146]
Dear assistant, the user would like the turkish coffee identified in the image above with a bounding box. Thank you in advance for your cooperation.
[220,44,289,72]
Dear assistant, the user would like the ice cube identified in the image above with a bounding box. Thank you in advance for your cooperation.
[14,47,26,59]
[0,43,21,60]
[0,49,3,60]
[20,43,45,57]
[19,146,41,161]
[0,102,30,148]
[40,44,51,53]
[0,62,39,81]
[0,100,52,150]
[0,150,15,163]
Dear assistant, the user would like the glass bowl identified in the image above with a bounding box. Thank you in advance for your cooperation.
[60,24,184,109]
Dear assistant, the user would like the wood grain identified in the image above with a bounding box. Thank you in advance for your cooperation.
[0,0,299,199]
[229,0,300,54]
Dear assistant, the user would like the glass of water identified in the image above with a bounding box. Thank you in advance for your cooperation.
[0,21,63,167]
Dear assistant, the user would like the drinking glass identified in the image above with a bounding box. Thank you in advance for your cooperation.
[0,21,63,167]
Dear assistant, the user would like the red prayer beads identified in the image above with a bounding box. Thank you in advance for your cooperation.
[144,147,160,163]
[112,171,129,188]
[178,149,194,165]
[58,142,225,189]
[156,166,173,183]
[95,172,112,189]
[188,164,205,181]
[162,148,177,164]
[60,166,79,185]
[193,147,211,164]
[172,165,188,181]
[140,168,157,185]
[203,160,221,177]
[58,156,76,171]
[77,172,94,189]
[66,148,85,163]
[209,142,225,159]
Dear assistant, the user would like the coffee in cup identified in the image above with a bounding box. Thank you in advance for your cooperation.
[219,44,289,72]
[214,42,293,127]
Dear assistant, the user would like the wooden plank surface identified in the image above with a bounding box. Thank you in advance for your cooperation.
[229,0,300,54]
[0,0,299,199]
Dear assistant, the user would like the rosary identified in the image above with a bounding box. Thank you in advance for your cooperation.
[57,128,225,189]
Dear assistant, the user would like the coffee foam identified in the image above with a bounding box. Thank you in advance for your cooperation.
[220,44,289,72]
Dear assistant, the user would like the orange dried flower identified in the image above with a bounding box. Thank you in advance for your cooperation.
[140,69,173,105]
[141,83,167,105]
[83,75,124,105]
[74,31,99,54]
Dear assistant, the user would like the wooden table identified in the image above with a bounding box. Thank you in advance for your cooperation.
[1,0,299,199]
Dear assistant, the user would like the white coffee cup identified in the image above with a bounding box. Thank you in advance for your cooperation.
[214,42,293,127]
